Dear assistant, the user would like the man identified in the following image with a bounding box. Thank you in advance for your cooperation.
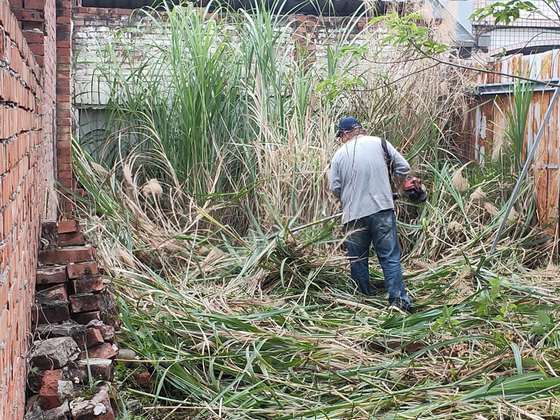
[329,116,412,312]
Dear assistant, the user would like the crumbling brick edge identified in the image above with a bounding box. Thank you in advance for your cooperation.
[25,219,119,420]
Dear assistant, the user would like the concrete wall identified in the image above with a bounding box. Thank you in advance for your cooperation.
[0,0,57,416]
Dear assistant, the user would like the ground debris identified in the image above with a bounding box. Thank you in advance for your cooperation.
[30,337,80,370]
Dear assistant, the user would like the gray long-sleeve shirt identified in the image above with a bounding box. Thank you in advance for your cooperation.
[329,135,410,224]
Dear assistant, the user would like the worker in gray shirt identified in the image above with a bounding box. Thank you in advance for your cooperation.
[329,116,412,312]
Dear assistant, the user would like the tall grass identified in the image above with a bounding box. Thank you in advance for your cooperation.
[72,3,560,418]
[82,2,466,231]
[505,81,534,174]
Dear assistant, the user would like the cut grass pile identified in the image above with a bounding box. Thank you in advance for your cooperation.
[74,143,560,419]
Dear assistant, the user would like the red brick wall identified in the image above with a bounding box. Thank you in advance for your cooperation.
[56,0,73,210]
[13,0,58,218]
[0,0,56,417]
[41,0,58,218]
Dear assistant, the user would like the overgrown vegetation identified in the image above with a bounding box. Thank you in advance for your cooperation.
[73,3,560,418]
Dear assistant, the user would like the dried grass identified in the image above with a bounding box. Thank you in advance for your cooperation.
[70,5,560,418]
[452,167,469,192]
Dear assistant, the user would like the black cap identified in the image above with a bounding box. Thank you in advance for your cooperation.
[336,116,362,137]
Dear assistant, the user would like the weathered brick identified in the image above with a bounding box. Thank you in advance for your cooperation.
[30,337,80,369]
[0,7,56,416]
[35,321,87,341]
[12,8,44,22]
[24,0,45,10]
[22,30,44,44]
[67,261,98,279]
[38,369,63,410]
[39,246,95,265]
[45,401,71,419]
[72,311,101,325]
[9,0,24,8]
[57,219,78,234]
[69,293,101,313]
[26,398,71,420]
[36,284,68,303]
[81,342,118,360]
[36,300,70,324]
[69,385,115,420]
[76,327,104,350]
[73,276,106,294]
[88,320,115,342]
[36,265,67,285]
[57,231,85,247]
[77,358,113,381]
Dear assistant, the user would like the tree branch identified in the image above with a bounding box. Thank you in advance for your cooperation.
[410,41,560,89]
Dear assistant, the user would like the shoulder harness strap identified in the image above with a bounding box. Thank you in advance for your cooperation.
[381,138,394,178]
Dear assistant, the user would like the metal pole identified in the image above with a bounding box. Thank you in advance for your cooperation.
[490,86,560,255]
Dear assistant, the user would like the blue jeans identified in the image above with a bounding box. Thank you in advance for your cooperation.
[344,210,411,306]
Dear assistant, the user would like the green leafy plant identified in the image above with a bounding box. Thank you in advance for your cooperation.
[471,0,538,25]
[475,277,504,316]
[370,12,448,55]
[432,305,460,333]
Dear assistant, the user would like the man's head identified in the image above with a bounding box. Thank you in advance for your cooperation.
[336,116,364,142]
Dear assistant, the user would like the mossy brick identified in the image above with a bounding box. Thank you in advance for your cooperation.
[69,385,115,420]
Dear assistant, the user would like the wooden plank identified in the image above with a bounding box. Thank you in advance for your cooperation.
[545,51,560,228]
[479,98,495,165]
[491,95,508,162]
[472,49,560,227]
[535,51,553,224]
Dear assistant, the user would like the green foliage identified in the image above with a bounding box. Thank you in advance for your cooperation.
[475,277,504,316]
[505,82,534,174]
[82,2,464,232]
[471,0,538,25]
[530,309,560,345]
[317,44,366,102]
[370,12,448,55]
[431,305,460,333]
[532,309,555,336]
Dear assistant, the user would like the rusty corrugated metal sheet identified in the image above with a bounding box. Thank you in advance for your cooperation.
[469,49,560,227]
